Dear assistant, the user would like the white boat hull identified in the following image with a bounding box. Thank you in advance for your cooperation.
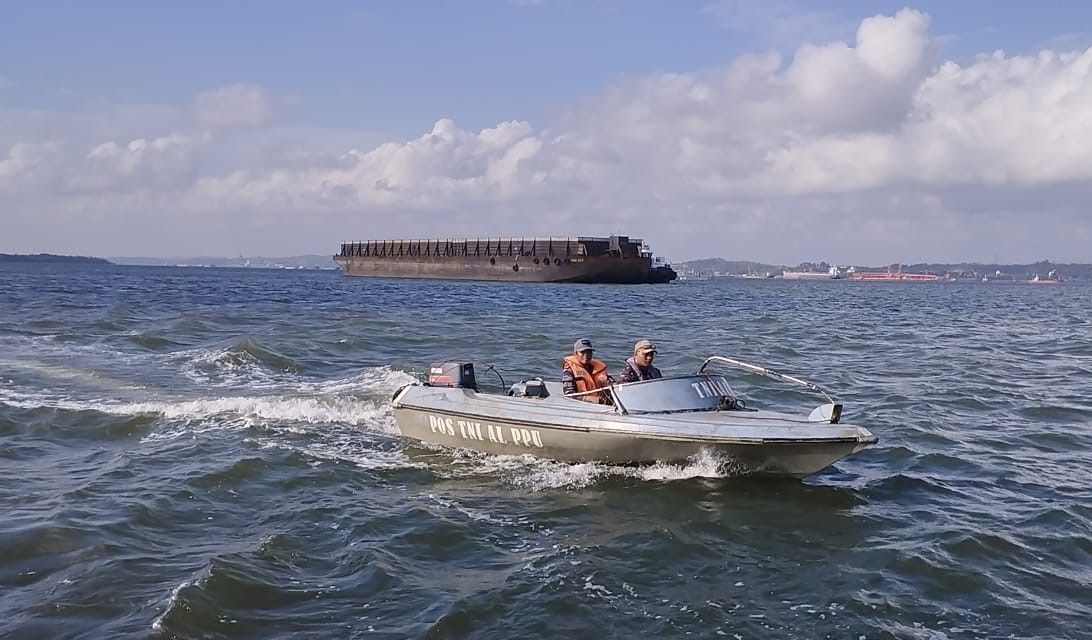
[392,382,877,478]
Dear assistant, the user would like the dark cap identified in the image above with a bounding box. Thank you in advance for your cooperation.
[573,338,594,353]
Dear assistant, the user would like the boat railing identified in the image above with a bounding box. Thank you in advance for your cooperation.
[697,355,842,423]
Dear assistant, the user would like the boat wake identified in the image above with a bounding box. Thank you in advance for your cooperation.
[180,337,303,387]
[418,447,751,490]
[1,335,766,487]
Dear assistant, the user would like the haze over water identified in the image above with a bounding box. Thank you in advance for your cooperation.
[2,263,1090,639]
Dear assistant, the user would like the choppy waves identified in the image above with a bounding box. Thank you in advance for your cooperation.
[2,266,1092,638]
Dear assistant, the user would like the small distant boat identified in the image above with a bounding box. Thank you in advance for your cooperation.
[982,269,1016,283]
[1029,270,1063,284]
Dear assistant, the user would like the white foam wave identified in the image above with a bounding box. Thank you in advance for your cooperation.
[2,326,420,397]
[427,493,512,525]
[297,368,418,395]
[0,334,152,367]
[0,333,287,389]
[4,363,743,487]
[254,435,417,472]
[1,377,406,459]
[3,363,412,416]
[1,385,392,427]
[0,357,146,392]
[147,395,390,425]
[633,449,735,481]
[177,345,295,387]
[151,566,210,632]
[426,447,744,490]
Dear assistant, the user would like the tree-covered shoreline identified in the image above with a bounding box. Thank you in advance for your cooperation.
[0,253,112,265]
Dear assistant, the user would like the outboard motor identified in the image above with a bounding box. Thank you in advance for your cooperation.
[427,362,478,390]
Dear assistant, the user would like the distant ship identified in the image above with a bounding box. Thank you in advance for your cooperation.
[782,266,842,280]
[847,265,942,282]
[1029,269,1063,284]
[334,235,676,284]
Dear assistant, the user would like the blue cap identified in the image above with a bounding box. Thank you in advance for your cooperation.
[573,338,594,352]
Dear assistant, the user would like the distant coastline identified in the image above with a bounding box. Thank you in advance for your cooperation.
[110,254,339,270]
[675,258,1090,281]
[0,253,112,265]
[3,252,1086,280]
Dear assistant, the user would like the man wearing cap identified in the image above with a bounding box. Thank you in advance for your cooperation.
[619,339,663,384]
[562,338,612,404]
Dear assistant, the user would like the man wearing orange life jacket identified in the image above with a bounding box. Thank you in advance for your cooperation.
[561,338,612,404]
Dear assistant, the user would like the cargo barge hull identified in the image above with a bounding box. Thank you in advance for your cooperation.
[334,255,650,283]
[334,236,663,284]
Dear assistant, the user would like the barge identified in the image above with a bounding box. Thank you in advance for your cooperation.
[334,235,676,284]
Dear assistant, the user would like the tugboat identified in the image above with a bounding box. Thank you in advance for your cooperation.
[646,256,678,284]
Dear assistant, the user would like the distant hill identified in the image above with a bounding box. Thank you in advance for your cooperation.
[109,254,339,269]
[0,253,112,264]
[676,258,786,276]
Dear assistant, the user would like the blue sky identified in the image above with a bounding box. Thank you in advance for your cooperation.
[2,1,1092,263]
[6,1,1086,133]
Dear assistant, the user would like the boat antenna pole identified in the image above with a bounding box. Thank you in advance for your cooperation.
[697,355,835,404]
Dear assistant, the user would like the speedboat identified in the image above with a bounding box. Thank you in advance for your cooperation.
[391,356,878,478]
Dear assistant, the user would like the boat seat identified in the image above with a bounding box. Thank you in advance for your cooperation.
[507,378,552,398]
[543,381,565,397]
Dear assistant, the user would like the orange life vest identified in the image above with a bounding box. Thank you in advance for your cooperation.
[562,354,610,403]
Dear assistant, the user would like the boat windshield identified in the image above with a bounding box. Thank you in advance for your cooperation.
[611,375,735,414]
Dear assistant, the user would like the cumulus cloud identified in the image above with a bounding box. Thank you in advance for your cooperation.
[0,142,60,200]
[193,83,272,130]
[72,133,204,192]
[187,118,544,212]
[3,8,1092,262]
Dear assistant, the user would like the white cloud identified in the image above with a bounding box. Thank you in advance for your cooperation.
[187,118,544,212]
[72,133,204,192]
[3,8,1092,263]
[0,142,57,182]
[193,83,272,130]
